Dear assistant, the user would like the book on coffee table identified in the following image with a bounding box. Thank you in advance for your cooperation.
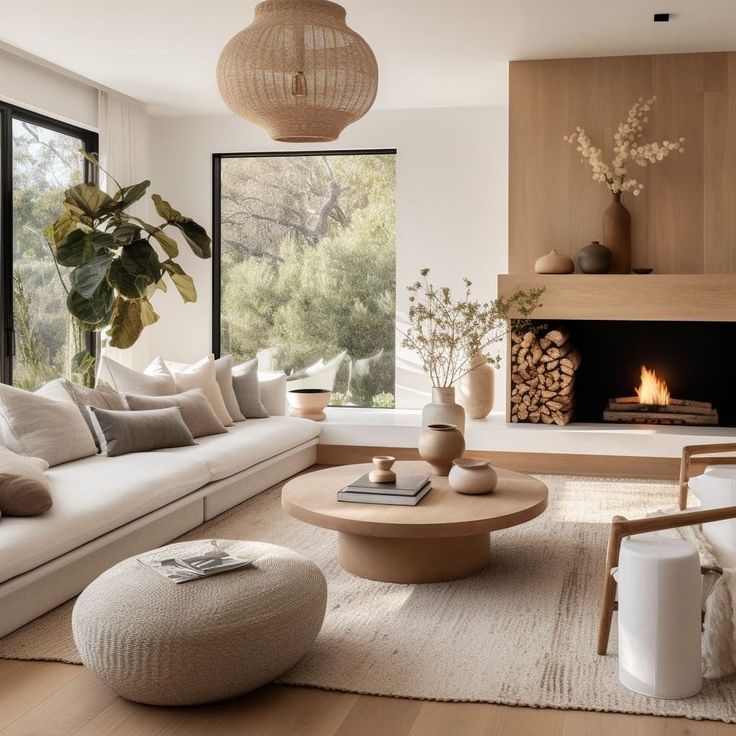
[337,480,432,506]
[345,473,431,496]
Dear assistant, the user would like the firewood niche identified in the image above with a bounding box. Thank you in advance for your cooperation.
[510,327,581,425]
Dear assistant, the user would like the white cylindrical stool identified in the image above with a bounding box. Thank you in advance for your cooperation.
[689,465,736,568]
[614,532,702,699]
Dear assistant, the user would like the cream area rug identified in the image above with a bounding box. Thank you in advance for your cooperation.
[1,474,735,722]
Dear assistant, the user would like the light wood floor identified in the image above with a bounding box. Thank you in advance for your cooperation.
[0,659,732,736]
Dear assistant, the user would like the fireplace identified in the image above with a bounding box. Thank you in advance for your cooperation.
[509,320,736,427]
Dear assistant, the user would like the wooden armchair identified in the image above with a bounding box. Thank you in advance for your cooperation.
[598,442,736,656]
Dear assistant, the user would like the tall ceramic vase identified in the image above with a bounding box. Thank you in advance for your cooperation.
[458,354,494,420]
[603,191,631,274]
[422,387,465,435]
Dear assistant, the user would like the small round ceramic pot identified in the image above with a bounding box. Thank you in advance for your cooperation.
[448,458,498,495]
[418,423,465,476]
[369,456,396,483]
[287,389,331,421]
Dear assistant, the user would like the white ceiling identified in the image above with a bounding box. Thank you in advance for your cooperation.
[1,0,735,115]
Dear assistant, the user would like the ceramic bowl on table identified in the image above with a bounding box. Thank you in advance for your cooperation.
[287,389,331,421]
[448,458,498,494]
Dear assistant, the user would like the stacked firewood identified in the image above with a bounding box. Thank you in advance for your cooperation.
[510,328,581,425]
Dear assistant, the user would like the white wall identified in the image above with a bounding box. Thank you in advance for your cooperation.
[147,106,508,409]
[0,45,98,130]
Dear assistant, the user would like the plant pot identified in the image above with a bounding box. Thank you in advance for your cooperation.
[603,192,631,274]
[448,458,498,495]
[422,387,466,435]
[418,423,465,476]
[287,388,330,421]
[534,249,574,274]
[578,240,612,274]
[458,354,494,420]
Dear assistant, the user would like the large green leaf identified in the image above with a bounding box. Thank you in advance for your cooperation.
[108,297,143,349]
[66,281,114,327]
[139,298,160,327]
[70,254,114,299]
[113,180,150,209]
[151,194,211,258]
[107,258,152,298]
[50,211,75,245]
[111,223,141,246]
[63,184,116,219]
[56,229,95,267]
[121,239,161,282]
[142,224,178,258]
[88,231,116,252]
[162,260,197,303]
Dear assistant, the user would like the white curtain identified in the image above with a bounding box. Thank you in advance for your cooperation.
[97,90,151,370]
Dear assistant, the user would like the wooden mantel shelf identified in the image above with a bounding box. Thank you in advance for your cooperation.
[497,274,736,322]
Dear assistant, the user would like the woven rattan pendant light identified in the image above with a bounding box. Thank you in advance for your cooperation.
[217,0,378,142]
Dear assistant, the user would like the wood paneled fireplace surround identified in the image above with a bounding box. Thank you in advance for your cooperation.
[498,274,736,428]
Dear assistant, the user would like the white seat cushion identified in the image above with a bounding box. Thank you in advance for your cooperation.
[0,451,212,584]
[165,417,320,482]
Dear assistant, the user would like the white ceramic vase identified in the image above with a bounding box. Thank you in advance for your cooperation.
[458,354,494,420]
[448,458,498,495]
[422,387,466,435]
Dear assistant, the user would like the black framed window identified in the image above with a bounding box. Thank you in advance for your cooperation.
[213,150,397,408]
[0,103,98,388]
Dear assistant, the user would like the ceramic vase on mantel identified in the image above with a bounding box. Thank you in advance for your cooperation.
[458,354,494,420]
[418,424,466,476]
[603,191,631,274]
[422,386,465,435]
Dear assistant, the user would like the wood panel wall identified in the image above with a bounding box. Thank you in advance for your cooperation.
[509,52,736,274]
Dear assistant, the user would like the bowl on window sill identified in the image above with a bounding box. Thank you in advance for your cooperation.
[287,389,331,421]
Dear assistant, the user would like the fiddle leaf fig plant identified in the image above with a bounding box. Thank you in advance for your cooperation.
[45,156,211,357]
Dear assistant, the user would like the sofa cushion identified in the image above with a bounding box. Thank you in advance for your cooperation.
[169,416,320,482]
[0,450,212,584]
[125,390,227,438]
[258,372,287,416]
[0,446,53,517]
[170,355,233,427]
[233,359,269,418]
[97,356,176,396]
[0,383,98,467]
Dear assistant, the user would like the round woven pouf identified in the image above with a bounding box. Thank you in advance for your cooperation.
[72,540,327,706]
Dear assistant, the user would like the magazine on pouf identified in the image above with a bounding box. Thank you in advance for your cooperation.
[138,540,254,583]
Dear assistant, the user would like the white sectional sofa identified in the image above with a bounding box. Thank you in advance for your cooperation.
[0,416,320,638]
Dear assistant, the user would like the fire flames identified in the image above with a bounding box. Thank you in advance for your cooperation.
[635,365,670,406]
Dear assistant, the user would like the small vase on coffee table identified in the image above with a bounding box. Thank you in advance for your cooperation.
[418,423,465,475]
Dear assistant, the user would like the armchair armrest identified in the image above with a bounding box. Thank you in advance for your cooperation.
[679,443,736,510]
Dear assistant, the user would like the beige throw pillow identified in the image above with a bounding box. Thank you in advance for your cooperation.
[97,356,176,396]
[232,359,269,418]
[0,384,97,467]
[0,446,53,516]
[125,390,227,438]
[258,371,288,416]
[169,355,233,426]
[40,378,127,449]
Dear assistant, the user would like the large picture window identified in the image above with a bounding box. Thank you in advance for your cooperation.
[214,150,396,408]
[0,104,98,388]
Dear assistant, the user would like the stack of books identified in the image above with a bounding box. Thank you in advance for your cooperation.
[337,473,431,506]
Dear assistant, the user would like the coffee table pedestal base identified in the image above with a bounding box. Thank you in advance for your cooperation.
[337,531,491,583]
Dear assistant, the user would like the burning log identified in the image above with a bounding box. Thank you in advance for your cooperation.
[603,366,718,426]
[510,328,580,425]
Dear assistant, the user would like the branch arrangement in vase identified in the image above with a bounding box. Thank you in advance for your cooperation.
[563,95,684,196]
[399,268,543,388]
[45,154,211,380]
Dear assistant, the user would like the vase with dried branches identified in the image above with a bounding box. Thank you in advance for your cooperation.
[400,269,543,432]
[564,96,685,273]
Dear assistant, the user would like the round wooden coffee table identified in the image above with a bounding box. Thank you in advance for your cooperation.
[281,461,548,584]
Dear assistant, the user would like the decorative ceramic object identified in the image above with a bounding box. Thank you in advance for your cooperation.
[418,423,465,476]
[422,386,466,435]
[287,388,330,421]
[603,192,631,274]
[448,458,498,495]
[578,240,612,274]
[368,456,396,483]
[534,249,574,274]
[217,0,378,142]
[458,354,494,420]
